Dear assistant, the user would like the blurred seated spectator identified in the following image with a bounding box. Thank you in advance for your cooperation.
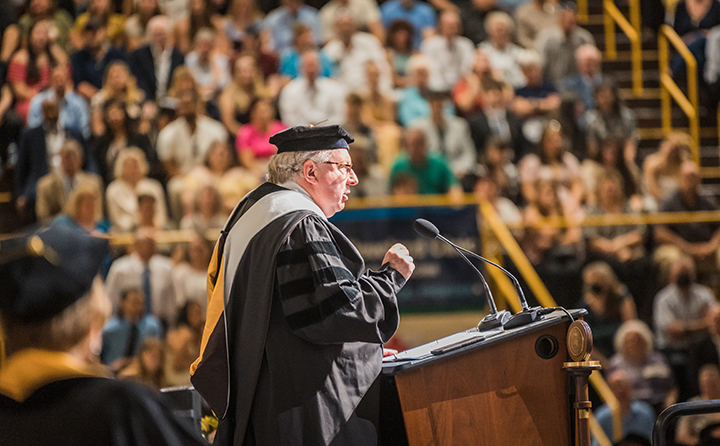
[479,12,525,88]
[421,10,475,92]
[72,0,126,47]
[380,0,436,49]
[101,287,164,373]
[389,127,462,196]
[323,11,392,94]
[671,0,720,78]
[18,0,74,52]
[514,0,560,50]
[279,23,333,81]
[520,172,582,265]
[237,97,286,177]
[173,0,225,54]
[412,91,477,186]
[689,305,720,398]
[584,169,646,260]
[129,15,184,102]
[28,64,89,139]
[53,179,106,233]
[518,120,583,206]
[513,50,560,120]
[643,132,693,204]
[219,55,269,135]
[15,99,88,221]
[0,85,21,170]
[577,261,637,360]
[319,0,384,43]
[453,49,509,117]
[106,148,168,232]
[278,50,347,126]
[480,136,519,201]
[385,20,416,89]
[654,161,720,275]
[70,18,127,101]
[474,172,522,228]
[8,20,66,122]
[592,370,656,446]
[585,79,638,161]
[582,137,643,208]
[654,254,715,401]
[118,337,167,390]
[172,235,213,312]
[165,300,206,386]
[136,193,167,231]
[263,0,322,53]
[105,228,176,324]
[536,2,594,88]
[237,24,281,82]
[676,364,720,446]
[179,184,227,231]
[554,92,587,159]
[560,44,603,111]
[185,28,230,103]
[36,140,103,223]
[390,173,419,195]
[358,64,401,171]
[178,140,258,217]
[124,0,161,51]
[607,320,676,414]
[460,0,508,46]
[397,54,433,127]
[89,61,145,137]
[348,143,388,197]
[157,88,228,183]
[222,0,264,55]
[469,80,529,163]
[91,100,158,186]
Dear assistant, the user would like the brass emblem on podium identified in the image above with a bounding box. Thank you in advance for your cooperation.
[567,320,593,362]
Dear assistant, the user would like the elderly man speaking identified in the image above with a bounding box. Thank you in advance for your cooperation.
[191,125,415,446]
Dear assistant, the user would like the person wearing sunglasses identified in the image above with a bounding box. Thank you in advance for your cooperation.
[191,124,415,446]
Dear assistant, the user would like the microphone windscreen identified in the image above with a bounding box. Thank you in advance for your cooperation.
[413,219,440,239]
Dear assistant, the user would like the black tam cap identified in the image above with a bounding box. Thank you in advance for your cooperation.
[0,225,109,323]
[269,125,354,153]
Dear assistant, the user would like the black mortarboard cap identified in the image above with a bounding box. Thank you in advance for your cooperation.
[269,125,354,153]
[0,225,109,323]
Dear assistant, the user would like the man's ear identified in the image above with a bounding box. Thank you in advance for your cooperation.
[302,159,318,184]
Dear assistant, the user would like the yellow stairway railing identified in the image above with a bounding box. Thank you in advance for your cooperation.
[604,0,643,96]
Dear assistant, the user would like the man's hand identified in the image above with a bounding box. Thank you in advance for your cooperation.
[382,243,415,280]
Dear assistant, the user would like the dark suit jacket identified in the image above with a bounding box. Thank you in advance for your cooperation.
[468,109,530,162]
[129,45,184,102]
[15,126,93,203]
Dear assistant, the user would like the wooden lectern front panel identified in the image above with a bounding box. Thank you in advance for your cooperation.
[394,322,571,446]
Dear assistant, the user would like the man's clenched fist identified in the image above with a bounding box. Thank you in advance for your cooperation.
[382,243,415,280]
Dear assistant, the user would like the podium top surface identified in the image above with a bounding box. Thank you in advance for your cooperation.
[382,308,587,376]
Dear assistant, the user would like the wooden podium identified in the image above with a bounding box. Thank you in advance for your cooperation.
[380,309,589,446]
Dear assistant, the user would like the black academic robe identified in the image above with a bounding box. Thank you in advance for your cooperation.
[0,349,206,446]
[191,182,404,446]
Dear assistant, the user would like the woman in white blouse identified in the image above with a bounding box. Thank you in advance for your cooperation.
[106,147,168,232]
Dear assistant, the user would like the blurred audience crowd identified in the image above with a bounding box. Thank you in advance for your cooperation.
[3,0,720,443]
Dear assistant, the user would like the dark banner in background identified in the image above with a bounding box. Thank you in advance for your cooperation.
[331,205,487,313]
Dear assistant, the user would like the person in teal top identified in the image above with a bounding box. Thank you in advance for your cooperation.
[389,127,461,195]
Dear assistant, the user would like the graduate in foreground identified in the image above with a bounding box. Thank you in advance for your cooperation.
[0,224,206,446]
[191,125,415,446]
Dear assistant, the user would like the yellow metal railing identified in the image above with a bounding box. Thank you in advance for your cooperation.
[604,0,643,96]
[658,24,700,163]
[577,0,589,23]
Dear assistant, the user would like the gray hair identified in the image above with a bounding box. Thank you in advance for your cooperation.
[614,319,654,358]
[267,150,334,184]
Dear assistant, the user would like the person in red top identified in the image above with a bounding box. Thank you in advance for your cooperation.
[7,19,66,122]
[236,97,286,176]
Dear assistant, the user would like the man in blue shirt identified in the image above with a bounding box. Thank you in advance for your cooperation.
[263,0,323,53]
[592,370,656,446]
[100,287,163,372]
[27,65,90,139]
[381,0,436,49]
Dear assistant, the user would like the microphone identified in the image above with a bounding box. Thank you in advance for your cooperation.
[413,218,543,329]
[413,219,510,331]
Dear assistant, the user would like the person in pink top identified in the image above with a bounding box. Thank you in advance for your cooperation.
[236,97,286,176]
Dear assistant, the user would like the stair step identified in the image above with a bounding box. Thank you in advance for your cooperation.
[638,127,720,139]
[602,50,659,62]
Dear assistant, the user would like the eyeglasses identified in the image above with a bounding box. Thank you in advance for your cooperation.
[324,161,354,177]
